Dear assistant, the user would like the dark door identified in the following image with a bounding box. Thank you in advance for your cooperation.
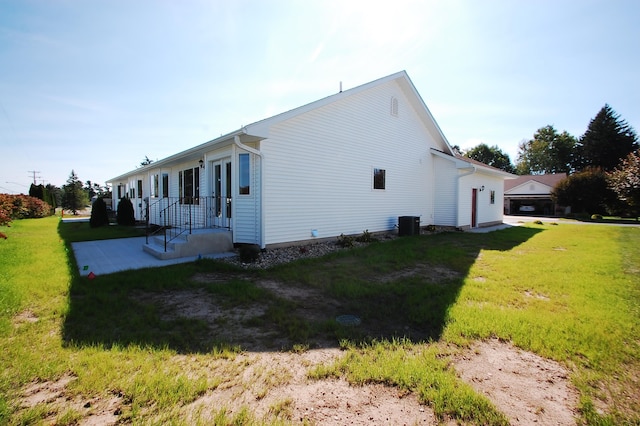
[471,188,478,228]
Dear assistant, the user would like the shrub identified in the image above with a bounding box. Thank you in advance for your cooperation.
[355,229,378,243]
[0,194,12,226]
[116,198,136,226]
[551,167,617,215]
[0,194,52,226]
[336,233,355,248]
[591,214,603,220]
[238,244,261,263]
[90,197,110,228]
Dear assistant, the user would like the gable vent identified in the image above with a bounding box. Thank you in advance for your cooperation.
[390,97,399,117]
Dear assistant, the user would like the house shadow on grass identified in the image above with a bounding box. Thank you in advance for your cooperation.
[61,226,544,354]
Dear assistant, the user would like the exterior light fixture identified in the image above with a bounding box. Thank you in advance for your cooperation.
[199,158,204,169]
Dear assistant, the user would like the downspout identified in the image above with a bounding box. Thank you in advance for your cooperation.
[234,135,266,248]
[456,165,476,228]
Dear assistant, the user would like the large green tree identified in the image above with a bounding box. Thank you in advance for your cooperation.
[575,104,638,171]
[516,125,577,175]
[463,143,515,173]
[62,170,88,215]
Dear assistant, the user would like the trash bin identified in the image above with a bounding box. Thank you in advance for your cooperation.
[398,216,420,236]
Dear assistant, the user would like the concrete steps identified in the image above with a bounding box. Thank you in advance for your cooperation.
[143,229,233,260]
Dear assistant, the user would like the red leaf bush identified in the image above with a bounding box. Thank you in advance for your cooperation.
[0,194,53,226]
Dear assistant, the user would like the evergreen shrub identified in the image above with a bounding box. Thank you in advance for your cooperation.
[238,244,261,263]
[90,197,110,228]
[116,198,136,226]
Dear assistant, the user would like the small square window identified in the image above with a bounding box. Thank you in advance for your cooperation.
[373,168,386,190]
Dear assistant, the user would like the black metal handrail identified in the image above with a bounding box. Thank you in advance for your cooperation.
[145,196,231,252]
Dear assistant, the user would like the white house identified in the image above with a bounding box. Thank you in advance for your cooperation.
[108,71,514,255]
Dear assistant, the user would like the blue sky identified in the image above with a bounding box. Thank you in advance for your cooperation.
[1,0,638,193]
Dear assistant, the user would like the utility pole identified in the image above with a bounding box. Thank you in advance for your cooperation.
[27,170,41,185]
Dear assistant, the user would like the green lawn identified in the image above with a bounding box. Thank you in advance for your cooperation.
[1,216,638,424]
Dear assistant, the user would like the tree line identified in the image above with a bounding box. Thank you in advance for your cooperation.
[27,170,112,215]
[461,104,639,217]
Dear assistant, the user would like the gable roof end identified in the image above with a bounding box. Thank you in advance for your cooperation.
[245,71,455,154]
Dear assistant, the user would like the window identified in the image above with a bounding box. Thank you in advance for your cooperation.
[152,174,159,198]
[239,153,250,195]
[137,180,143,198]
[162,173,169,198]
[490,190,496,204]
[180,167,200,204]
[373,168,386,190]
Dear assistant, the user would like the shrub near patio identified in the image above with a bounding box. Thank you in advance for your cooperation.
[1,217,639,424]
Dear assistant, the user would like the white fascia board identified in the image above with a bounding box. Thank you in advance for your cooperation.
[398,74,454,155]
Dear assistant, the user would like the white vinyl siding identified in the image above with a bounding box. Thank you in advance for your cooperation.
[433,156,457,226]
[458,173,505,228]
[260,80,438,245]
[234,151,261,244]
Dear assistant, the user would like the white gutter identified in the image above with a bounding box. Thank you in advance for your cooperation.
[234,135,266,248]
[234,135,262,157]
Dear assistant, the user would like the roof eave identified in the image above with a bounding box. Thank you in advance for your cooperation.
[107,128,248,183]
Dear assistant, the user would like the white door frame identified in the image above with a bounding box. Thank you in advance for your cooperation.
[210,157,232,228]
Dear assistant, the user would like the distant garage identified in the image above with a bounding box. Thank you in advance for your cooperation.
[504,174,567,216]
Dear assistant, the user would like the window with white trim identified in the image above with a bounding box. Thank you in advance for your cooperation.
[373,168,386,190]
[152,174,159,198]
[162,173,169,198]
[238,153,250,195]
[179,167,200,204]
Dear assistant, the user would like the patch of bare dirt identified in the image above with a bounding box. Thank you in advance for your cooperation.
[452,339,579,425]
[375,263,461,284]
[184,348,449,425]
[132,288,272,349]
[13,309,39,326]
[19,373,124,425]
[255,279,344,324]
[524,290,550,300]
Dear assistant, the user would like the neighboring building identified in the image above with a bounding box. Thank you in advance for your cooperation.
[108,71,514,253]
[504,173,567,215]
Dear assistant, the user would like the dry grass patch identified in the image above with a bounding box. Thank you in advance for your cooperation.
[18,373,125,425]
[183,348,444,425]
